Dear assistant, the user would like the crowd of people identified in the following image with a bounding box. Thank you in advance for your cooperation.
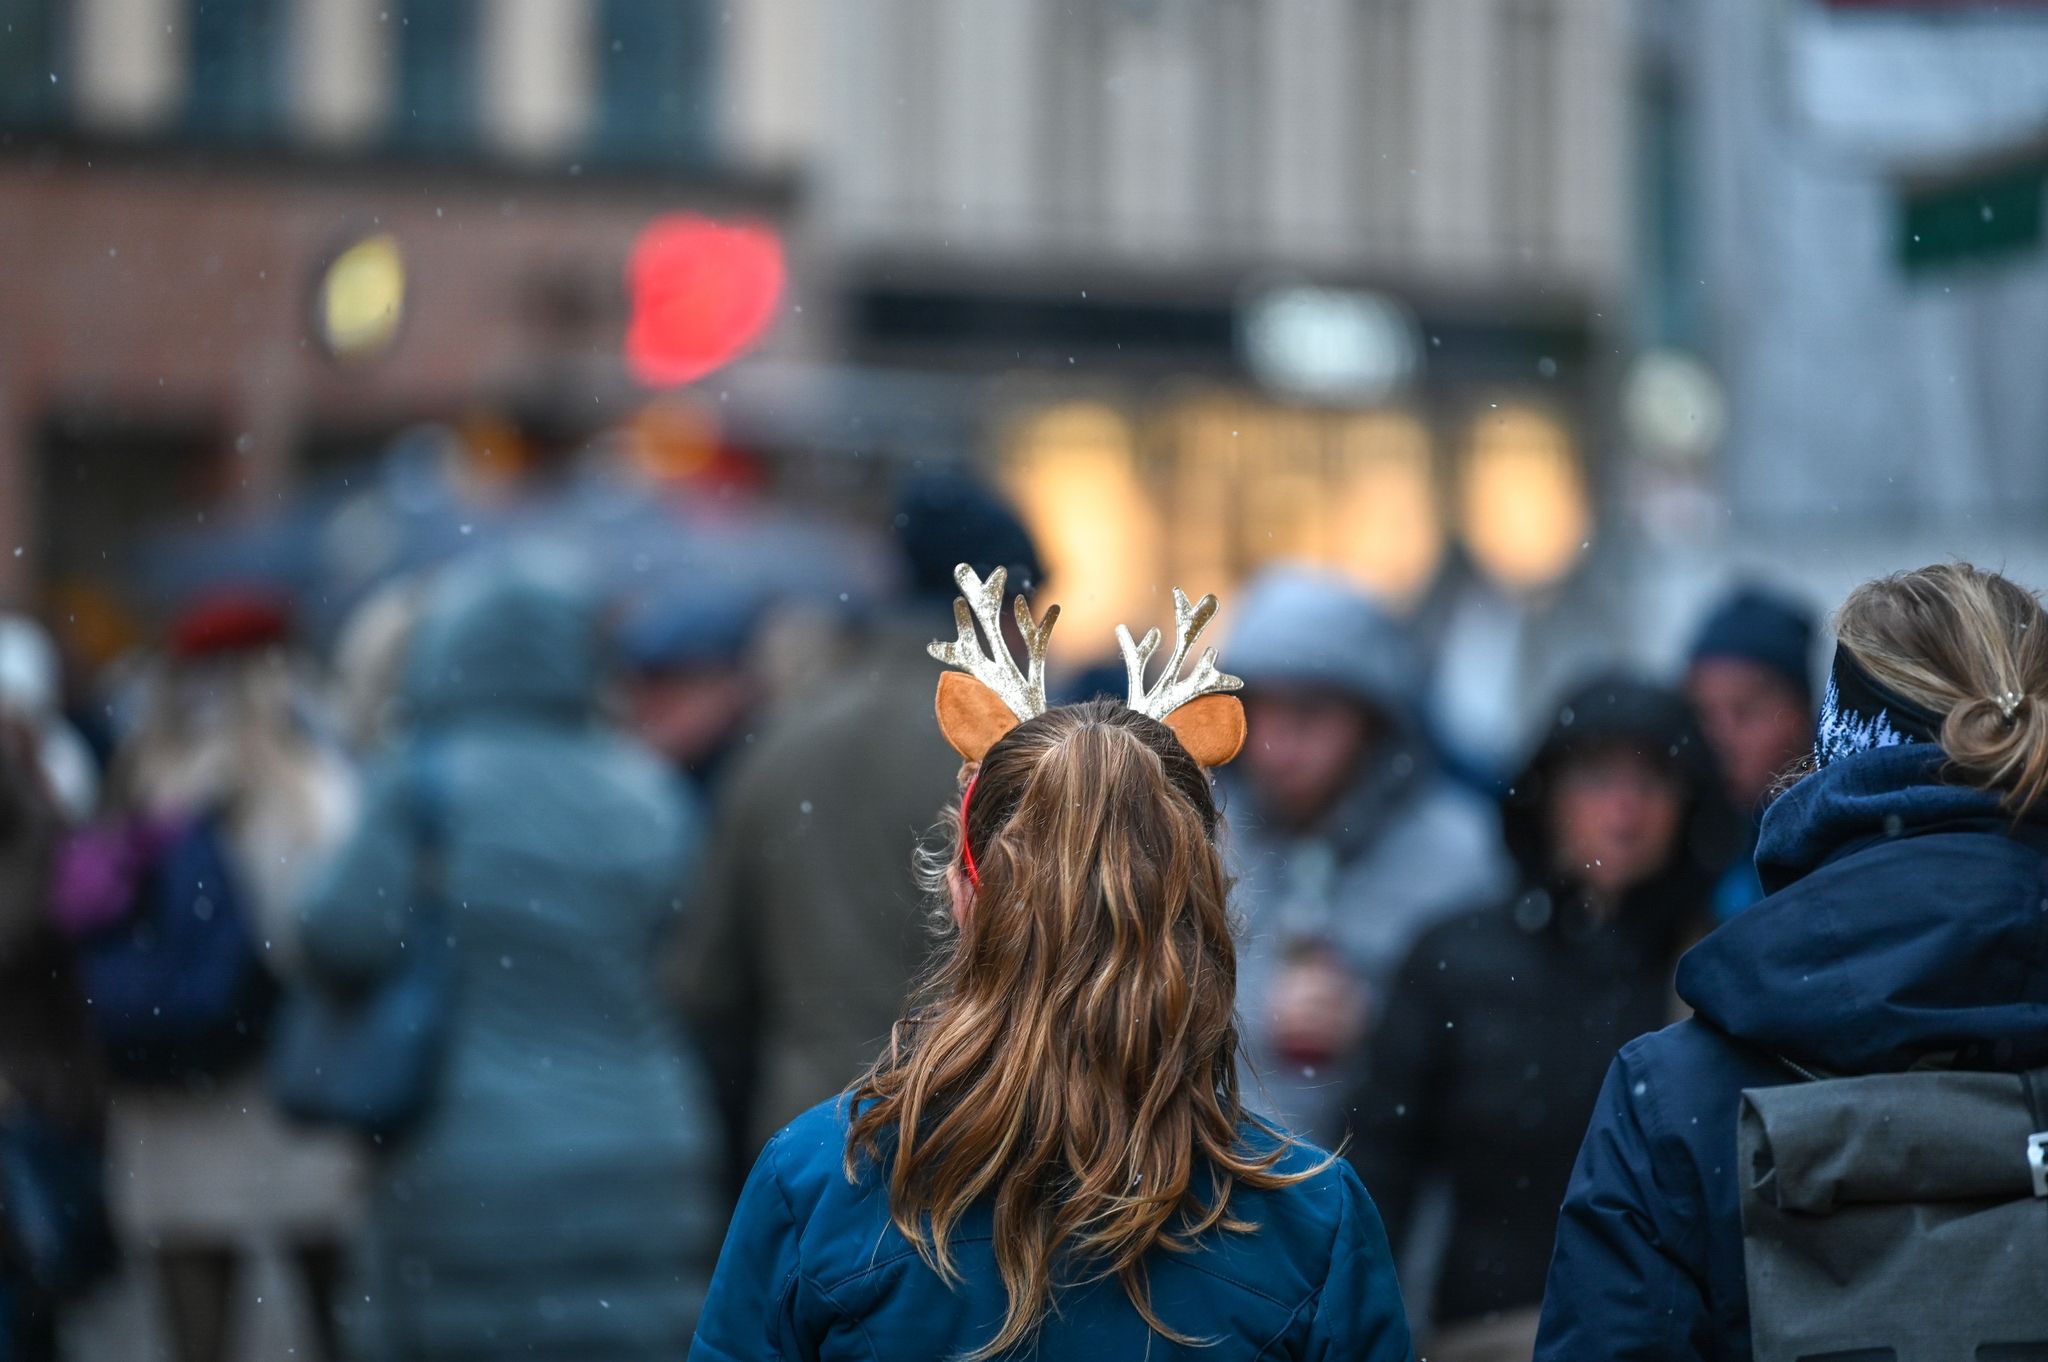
[4,464,2041,1362]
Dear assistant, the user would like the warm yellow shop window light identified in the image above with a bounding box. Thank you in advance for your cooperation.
[1458,404,1589,591]
[1332,411,1442,606]
[1001,401,1163,663]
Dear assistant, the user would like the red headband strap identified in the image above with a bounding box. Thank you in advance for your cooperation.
[959,775,981,889]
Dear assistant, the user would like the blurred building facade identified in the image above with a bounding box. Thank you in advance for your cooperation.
[7,0,1636,756]
[731,0,1635,758]
[0,0,792,626]
[1621,0,2048,667]
[731,0,1628,285]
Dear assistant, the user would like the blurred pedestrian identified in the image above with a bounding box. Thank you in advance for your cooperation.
[329,578,426,758]
[673,473,1042,1182]
[1684,586,1816,917]
[90,592,362,1362]
[0,618,99,824]
[1222,567,1512,1142]
[620,586,763,798]
[0,706,112,1362]
[1349,674,1732,1361]
[299,553,721,1359]
[1538,564,2048,1361]
[691,564,1410,1360]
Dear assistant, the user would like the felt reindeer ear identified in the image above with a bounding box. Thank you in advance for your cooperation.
[1162,692,1247,767]
[935,671,1021,762]
[927,564,1248,769]
[1116,588,1247,768]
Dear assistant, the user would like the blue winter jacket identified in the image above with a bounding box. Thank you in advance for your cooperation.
[1534,744,2048,1362]
[689,1097,1413,1361]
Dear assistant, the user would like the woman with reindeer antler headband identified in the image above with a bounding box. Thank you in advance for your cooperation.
[689,566,1412,1361]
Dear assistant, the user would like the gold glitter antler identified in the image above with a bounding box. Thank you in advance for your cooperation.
[1117,589,1243,721]
[927,564,1058,721]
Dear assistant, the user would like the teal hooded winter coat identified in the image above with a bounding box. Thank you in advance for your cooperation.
[301,555,720,1360]
[690,1098,1412,1361]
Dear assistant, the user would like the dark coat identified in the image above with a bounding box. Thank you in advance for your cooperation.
[674,616,964,1160]
[1224,569,1512,1143]
[689,1098,1412,1362]
[0,716,102,1136]
[1347,675,1732,1330]
[1534,743,2048,1362]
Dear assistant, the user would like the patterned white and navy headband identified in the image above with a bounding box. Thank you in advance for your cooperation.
[1815,645,1944,768]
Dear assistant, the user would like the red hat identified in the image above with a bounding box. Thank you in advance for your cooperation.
[168,591,292,659]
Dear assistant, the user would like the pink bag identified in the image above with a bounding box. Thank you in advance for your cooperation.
[48,814,188,938]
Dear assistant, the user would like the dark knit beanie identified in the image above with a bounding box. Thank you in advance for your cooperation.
[1687,586,1817,701]
[892,472,1043,604]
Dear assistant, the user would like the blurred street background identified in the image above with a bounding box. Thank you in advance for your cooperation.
[4,2,2048,1359]
[6,1,2048,747]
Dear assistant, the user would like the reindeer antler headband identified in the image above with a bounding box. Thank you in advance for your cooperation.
[928,563,1247,767]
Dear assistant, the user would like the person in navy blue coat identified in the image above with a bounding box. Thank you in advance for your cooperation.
[692,569,1413,1362]
[1535,563,2048,1362]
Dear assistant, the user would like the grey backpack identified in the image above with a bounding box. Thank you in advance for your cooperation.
[1738,1066,2048,1362]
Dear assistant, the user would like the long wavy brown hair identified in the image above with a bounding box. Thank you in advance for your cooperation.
[846,699,1317,1356]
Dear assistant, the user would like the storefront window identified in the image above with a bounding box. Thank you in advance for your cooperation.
[187,0,283,139]
[1159,394,1445,607]
[1006,393,1453,642]
[0,0,60,127]
[1333,411,1442,605]
[594,0,715,166]
[1001,401,1160,664]
[392,0,476,153]
[1457,403,1588,591]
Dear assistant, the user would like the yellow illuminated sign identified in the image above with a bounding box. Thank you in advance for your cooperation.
[317,232,406,362]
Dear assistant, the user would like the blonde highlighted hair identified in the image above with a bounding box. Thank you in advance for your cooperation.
[846,699,1319,1358]
[1834,562,2048,817]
